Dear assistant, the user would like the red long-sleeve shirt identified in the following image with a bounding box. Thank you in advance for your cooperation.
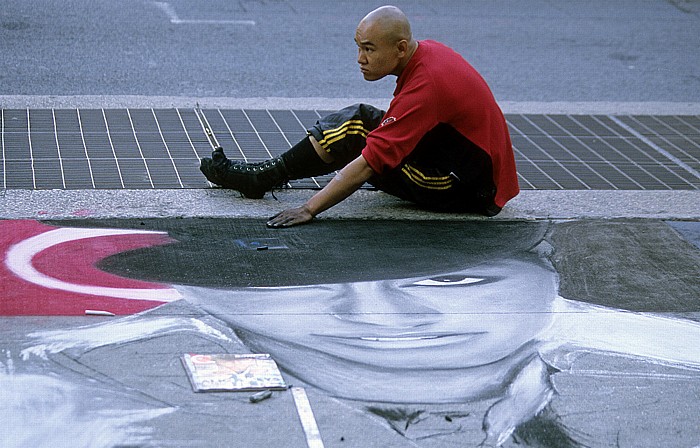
[361,40,519,208]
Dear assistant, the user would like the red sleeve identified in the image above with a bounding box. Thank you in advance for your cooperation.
[362,73,439,174]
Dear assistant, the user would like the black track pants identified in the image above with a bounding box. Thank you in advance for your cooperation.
[307,104,500,216]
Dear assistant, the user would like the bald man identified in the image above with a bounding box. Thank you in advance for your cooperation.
[200,6,519,227]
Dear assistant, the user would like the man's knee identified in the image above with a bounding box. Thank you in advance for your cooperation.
[308,104,384,147]
[307,104,384,166]
[309,135,335,163]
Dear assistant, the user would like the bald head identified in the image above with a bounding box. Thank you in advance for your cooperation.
[355,6,418,81]
[359,5,413,46]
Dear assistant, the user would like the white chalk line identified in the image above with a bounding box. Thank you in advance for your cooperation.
[291,387,325,448]
[152,2,256,26]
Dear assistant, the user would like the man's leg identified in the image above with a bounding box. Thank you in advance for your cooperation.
[199,104,384,198]
[368,123,501,216]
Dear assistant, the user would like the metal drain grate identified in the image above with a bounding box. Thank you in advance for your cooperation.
[1,109,699,191]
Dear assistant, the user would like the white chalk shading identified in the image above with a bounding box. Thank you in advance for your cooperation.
[482,355,554,447]
[0,349,15,374]
[20,315,231,360]
[0,372,174,448]
[542,298,700,371]
[5,227,181,302]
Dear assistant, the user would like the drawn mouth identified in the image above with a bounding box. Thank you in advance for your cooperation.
[360,335,441,342]
[314,332,486,349]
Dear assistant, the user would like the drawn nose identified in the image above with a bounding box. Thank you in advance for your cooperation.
[330,281,440,327]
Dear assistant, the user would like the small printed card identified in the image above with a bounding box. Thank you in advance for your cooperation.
[182,353,287,393]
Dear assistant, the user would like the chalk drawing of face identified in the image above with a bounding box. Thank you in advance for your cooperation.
[172,241,700,446]
[177,255,557,404]
[9,220,700,447]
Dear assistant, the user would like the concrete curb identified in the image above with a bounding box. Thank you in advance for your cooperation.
[2,96,700,114]
[1,189,698,221]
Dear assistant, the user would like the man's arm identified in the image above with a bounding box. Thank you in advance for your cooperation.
[267,155,375,228]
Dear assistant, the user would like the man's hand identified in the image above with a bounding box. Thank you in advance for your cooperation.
[266,155,375,229]
[267,205,314,228]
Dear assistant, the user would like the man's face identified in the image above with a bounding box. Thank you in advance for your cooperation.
[354,22,402,81]
[178,257,557,403]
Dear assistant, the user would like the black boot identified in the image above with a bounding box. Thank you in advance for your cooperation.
[280,136,346,179]
[200,148,289,199]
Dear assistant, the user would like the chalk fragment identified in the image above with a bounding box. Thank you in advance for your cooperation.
[85,310,115,316]
[249,390,273,403]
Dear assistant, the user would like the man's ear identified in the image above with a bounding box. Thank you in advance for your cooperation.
[396,39,409,57]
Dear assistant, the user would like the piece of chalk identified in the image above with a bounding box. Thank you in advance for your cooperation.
[249,390,273,403]
[85,310,115,316]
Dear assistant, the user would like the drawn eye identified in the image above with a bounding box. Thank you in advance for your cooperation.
[412,276,484,287]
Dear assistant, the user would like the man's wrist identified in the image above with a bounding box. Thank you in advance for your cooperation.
[302,203,317,217]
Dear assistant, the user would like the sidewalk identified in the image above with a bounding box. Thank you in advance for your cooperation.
[2,104,699,192]
[1,100,698,220]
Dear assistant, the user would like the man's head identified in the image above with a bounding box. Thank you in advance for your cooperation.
[355,5,418,81]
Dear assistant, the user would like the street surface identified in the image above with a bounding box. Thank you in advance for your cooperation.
[1,1,700,447]
[1,0,699,102]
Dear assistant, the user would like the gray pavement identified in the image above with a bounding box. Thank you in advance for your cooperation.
[2,1,700,447]
[2,0,699,102]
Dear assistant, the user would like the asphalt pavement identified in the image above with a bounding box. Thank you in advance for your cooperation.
[1,1,700,447]
[1,0,700,102]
